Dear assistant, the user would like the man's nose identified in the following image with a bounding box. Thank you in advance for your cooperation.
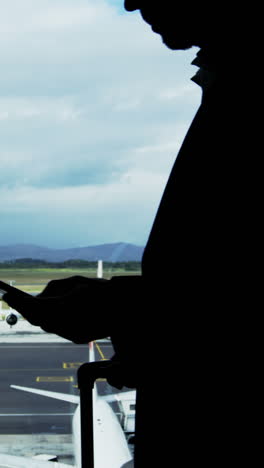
[124,0,140,11]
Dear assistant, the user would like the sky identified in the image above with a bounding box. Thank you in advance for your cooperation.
[0,0,201,249]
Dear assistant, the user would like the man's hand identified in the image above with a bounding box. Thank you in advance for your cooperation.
[0,277,111,343]
[36,275,99,298]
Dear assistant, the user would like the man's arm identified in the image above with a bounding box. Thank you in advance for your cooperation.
[0,276,143,344]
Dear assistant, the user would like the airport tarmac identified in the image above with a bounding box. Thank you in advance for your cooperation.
[0,323,116,464]
[0,319,70,343]
[0,340,115,433]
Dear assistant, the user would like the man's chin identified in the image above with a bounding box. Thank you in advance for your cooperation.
[161,35,194,51]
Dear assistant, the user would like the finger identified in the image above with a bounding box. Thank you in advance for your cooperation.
[0,284,32,304]
[0,280,36,312]
[37,276,90,298]
[37,279,66,297]
[0,280,49,326]
[0,280,20,294]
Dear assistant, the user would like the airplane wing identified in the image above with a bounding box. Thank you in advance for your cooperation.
[1,385,77,467]
[6,344,134,467]
[10,385,80,404]
[8,383,134,468]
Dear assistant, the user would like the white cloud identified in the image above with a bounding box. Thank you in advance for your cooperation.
[0,0,105,33]
[0,168,165,214]
[0,168,165,246]
[158,83,199,101]
[0,0,201,247]
[0,97,84,122]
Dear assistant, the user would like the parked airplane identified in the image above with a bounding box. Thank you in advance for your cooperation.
[0,342,135,468]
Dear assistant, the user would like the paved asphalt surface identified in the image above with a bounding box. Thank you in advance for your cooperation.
[0,341,115,435]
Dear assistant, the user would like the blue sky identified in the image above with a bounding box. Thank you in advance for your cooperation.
[0,0,201,249]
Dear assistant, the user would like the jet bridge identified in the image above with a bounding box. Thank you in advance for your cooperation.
[115,393,136,434]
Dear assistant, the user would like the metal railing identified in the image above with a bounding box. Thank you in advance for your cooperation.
[77,361,117,468]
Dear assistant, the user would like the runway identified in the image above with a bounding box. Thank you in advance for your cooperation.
[0,341,115,435]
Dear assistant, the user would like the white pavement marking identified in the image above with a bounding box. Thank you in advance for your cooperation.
[0,320,110,344]
[0,413,74,417]
[0,320,69,343]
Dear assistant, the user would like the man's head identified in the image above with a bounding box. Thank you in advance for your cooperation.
[124,1,204,50]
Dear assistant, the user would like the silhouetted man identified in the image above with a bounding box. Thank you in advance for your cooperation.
[2,1,258,466]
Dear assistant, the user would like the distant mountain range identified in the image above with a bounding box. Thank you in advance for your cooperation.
[0,243,144,263]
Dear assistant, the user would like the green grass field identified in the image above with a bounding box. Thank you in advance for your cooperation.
[0,267,140,310]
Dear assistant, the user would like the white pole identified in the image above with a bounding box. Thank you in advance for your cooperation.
[97,260,103,279]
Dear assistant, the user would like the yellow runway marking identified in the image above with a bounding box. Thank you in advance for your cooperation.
[63,362,83,369]
[95,342,107,361]
[36,376,74,382]
[0,368,71,372]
